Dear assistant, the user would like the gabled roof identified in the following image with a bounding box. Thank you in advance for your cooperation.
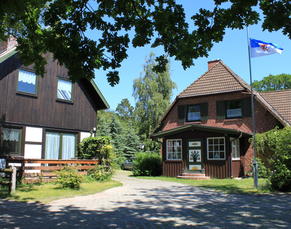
[150,60,289,137]
[260,89,291,125]
[0,47,109,110]
[178,60,249,98]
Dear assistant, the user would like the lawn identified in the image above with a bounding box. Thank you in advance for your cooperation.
[133,175,271,194]
[0,180,122,204]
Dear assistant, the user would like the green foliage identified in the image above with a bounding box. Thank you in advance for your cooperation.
[116,98,134,121]
[133,52,177,151]
[253,74,291,91]
[2,1,289,86]
[253,127,291,192]
[248,157,271,179]
[55,166,83,189]
[78,136,112,161]
[87,165,113,182]
[132,152,162,176]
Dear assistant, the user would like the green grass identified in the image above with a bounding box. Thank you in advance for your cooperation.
[133,175,272,194]
[0,180,122,204]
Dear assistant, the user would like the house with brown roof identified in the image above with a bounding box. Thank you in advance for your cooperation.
[151,59,289,179]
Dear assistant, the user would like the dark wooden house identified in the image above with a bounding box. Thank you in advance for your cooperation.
[151,60,290,179]
[0,38,109,165]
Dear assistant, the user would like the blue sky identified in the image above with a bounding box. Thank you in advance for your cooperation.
[91,1,291,111]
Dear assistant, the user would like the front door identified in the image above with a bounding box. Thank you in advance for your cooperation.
[187,139,203,172]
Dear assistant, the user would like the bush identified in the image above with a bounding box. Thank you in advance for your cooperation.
[55,166,83,189]
[253,127,291,192]
[78,136,112,160]
[87,165,113,182]
[132,152,162,176]
[249,157,270,178]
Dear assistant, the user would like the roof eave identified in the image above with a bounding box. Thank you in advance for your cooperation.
[89,80,110,110]
[151,124,252,139]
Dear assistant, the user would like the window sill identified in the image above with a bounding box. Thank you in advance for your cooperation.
[186,121,202,124]
[166,159,182,162]
[56,99,74,104]
[224,118,243,121]
[16,92,37,98]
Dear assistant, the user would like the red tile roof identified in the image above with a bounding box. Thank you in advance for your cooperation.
[260,89,291,125]
[178,60,249,97]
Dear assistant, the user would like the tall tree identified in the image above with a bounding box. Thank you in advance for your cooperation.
[1,0,291,85]
[253,74,291,91]
[108,113,127,165]
[133,52,177,151]
[116,98,134,121]
[123,121,140,158]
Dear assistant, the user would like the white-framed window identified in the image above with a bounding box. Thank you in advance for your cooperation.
[45,132,76,159]
[231,138,240,160]
[57,78,73,101]
[207,137,225,160]
[187,104,201,121]
[226,100,242,118]
[17,69,37,94]
[166,139,182,160]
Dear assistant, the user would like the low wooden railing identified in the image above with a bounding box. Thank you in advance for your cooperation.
[5,158,100,183]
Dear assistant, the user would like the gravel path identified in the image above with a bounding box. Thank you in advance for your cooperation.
[0,170,291,228]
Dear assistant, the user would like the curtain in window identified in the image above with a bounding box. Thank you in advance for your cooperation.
[62,134,75,159]
[19,70,36,85]
[3,128,19,141]
[58,79,72,100]
[45,132,60,159]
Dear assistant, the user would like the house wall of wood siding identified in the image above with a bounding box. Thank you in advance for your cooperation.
[162,130,239,179]
[0,53,97,132]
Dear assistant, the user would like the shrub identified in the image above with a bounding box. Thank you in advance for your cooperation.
[253,127,291,192]
[132,152,162,176]
[78,136,112,160]
[55,166,83,189]
[87,165,113,182]
[248,157,270,178]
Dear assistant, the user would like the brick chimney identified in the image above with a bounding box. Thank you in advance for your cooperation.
[208,59,220,70]
[0,36,18,54]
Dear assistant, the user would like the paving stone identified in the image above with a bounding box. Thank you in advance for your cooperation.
[0,170,291,228]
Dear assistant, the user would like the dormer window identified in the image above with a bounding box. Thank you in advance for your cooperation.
[57,78,73,101]
[17,69,37,95]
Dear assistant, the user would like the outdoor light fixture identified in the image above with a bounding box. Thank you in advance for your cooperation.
[139,143,144,151]
[93,127,97,137]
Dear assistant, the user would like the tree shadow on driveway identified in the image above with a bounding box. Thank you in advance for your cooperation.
[0,184,291,228]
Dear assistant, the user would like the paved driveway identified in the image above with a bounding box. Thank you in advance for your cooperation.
[0,170,291,228]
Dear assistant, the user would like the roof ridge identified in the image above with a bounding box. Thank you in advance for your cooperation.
[219,61,250,91]
[178,60,222,97]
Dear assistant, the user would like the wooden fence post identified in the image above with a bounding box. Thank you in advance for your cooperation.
[10,166,16,195]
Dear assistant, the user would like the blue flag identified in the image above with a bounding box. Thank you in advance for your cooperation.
[250,38,283,58]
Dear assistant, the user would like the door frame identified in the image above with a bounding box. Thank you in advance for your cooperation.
[186,139,203,173]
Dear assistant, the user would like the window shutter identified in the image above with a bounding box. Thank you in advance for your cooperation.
[200,103,208,120]
[178,105,185,123]
[242,98,251,117]
[216,101,225,120]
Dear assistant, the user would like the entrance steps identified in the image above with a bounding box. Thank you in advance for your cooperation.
[177,173,211,180]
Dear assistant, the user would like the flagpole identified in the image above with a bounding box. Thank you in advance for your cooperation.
[247,27,258,189]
